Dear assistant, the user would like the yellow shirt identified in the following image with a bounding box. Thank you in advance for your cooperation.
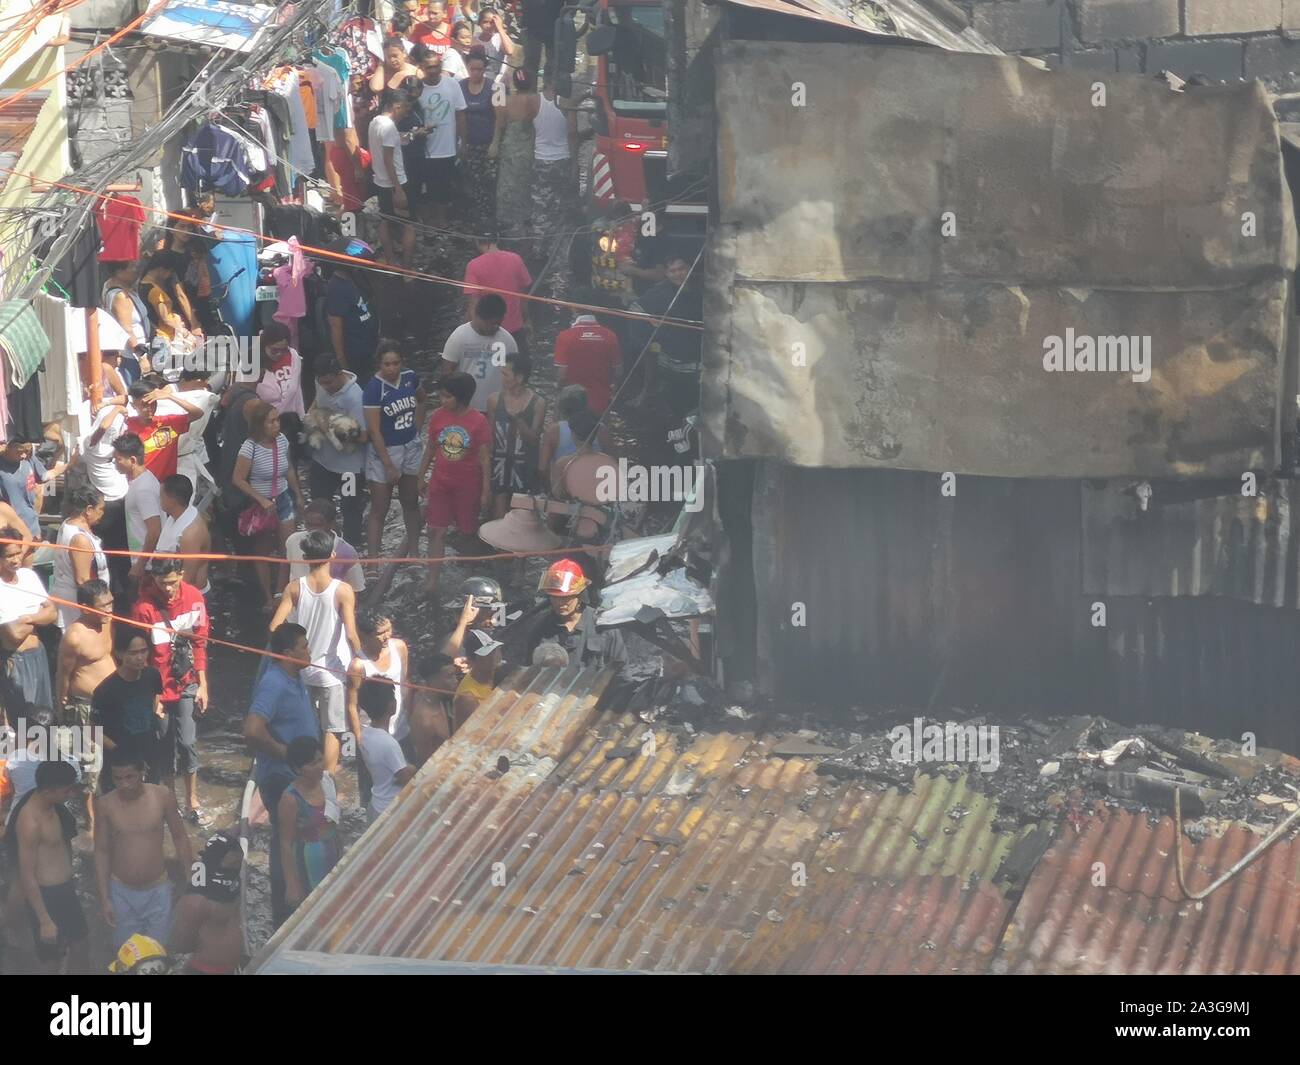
[455,674,494,704]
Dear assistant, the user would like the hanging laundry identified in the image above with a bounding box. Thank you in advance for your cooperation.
[272,236,308,348]
[266,67,317,184]
[314,47,353,131]
[95,193,145,262]
[251,105,278,167]
[333,16,383,80]
[32,293,84,436]
[298,74,318,135]
[214,122,266,173]
[0,300,51,389]
[181,123,252,197]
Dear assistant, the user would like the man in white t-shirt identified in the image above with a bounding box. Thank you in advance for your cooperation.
[367,89,416,272]
[437,293,516,412]
[0,531,56,722]
[81,400,131,591]
[357,677,414,823]
[112,434,161,584]
[415,49,466,229]
[156,372,219,512]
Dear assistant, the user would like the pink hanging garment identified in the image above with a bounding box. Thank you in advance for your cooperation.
[272,236,308,348]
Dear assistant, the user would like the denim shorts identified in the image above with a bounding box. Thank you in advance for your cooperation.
[274,488,296,522]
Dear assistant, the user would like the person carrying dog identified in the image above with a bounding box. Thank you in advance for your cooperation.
[308,359,369,548]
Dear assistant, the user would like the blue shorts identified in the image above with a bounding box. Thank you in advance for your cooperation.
[274,488,296,523]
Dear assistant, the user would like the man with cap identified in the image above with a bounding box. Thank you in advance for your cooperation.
[524,558,626,670]
[453,628,503,722]
[169,830,244,974]
[439,575,511,661]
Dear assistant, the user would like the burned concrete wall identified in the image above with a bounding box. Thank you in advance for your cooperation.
[704,40,1297,478]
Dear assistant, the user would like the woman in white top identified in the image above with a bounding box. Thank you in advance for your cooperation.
[51,484,108,629]
[231,399,306,608]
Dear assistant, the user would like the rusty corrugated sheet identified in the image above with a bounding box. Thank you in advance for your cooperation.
[703,42,1295,477]
[250,665,616,966]
[997,807,1300,974]
[1082,480,1300,607]
[251,665,1044,974]
[714,0,1002,54]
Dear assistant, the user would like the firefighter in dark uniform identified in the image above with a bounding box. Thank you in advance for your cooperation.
[522,559,627,670]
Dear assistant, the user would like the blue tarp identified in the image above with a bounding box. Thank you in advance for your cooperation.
[209,232,257,338]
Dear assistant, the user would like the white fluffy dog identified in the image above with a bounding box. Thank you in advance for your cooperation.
[303,406,364,452]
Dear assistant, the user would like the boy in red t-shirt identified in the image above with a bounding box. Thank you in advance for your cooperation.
[554,314,622,413]
[122,379,205,481]
[419,371,491,596]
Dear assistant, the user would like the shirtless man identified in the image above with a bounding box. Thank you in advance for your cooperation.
[157,474,211,595]
[94,750,192,952]
[53,579,115,826]
[12,760,87,973]
[405,653,461,767]
[169,830,244,974]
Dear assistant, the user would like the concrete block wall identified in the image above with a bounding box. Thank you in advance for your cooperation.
[963,0,1300,91]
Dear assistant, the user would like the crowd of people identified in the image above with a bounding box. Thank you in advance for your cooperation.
[0,274,635,973]
[0,0,708,976]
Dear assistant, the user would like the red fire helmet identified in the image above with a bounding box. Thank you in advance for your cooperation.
[538,558,589,597]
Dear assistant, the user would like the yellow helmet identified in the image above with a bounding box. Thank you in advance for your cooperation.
[109,934,168,974]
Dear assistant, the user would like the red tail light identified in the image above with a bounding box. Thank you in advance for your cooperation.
[621,141,646,152]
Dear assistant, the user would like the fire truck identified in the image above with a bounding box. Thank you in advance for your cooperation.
[557,0,705,219]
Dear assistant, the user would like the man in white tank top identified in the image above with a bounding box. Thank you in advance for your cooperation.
[532,77,576,249]
[156,475,211,596]
[269,529,360,774]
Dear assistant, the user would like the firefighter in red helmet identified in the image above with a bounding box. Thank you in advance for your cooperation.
[524,558,627,670]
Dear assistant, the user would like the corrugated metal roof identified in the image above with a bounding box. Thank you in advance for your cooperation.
[997,807,1300,975]
[251,666,1044,974]
[714,0,1002,55]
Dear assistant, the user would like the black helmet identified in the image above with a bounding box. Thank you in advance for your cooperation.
[460,576,503,609]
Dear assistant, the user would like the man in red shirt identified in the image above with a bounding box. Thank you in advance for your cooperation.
[554,313,622,413]
[130,557,209,824]
[464,232,533,354]
[418,372,491,598]
[123,379,205,482]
